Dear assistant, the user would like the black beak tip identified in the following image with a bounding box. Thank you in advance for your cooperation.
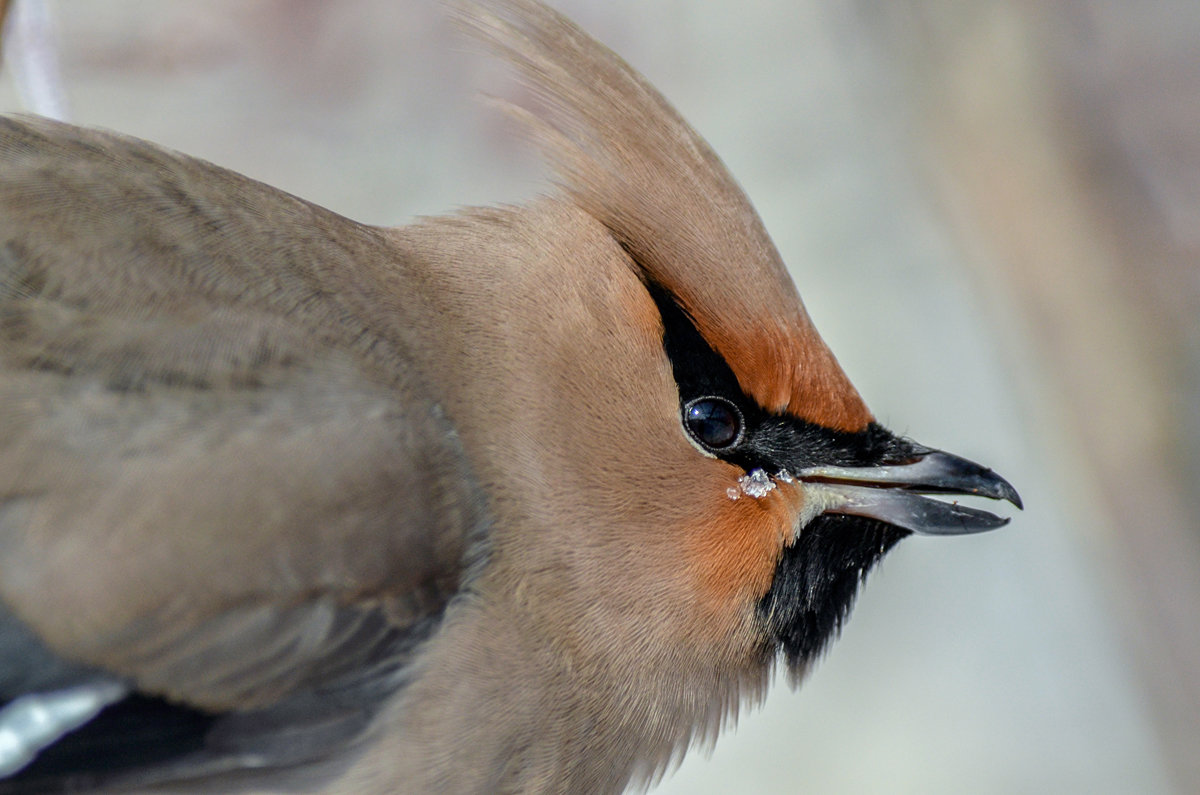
[931,450,1022,510]
[993,475,1023,511]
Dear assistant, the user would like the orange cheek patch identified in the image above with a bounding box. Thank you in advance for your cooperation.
[683,477,804,617]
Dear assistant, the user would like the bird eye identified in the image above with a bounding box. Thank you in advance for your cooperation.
[683,397,743,450]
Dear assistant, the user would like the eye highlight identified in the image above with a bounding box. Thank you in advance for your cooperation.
[683,397,743,450]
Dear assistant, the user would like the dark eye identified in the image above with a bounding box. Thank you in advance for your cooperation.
[683,397,743,449]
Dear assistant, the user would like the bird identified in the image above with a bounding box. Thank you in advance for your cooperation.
[0,0,1021,792]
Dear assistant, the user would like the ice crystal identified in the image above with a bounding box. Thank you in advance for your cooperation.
[738,468,776,499]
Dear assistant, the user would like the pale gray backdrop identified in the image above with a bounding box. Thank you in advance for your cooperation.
[3,2,1195,793]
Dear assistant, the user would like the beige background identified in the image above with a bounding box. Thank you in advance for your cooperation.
[3,1,1196,793]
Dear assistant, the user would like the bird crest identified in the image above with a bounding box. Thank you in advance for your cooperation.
[454,0,873,431]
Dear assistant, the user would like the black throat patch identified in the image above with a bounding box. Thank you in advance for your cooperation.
[760,515,906,666]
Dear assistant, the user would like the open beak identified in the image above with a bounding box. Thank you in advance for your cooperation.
[798,448,1023,536]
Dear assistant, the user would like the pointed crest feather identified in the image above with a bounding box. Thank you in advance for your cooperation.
[453,0,872,431]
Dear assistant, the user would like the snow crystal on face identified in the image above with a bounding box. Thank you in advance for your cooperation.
[738,468,776,499]
[725,469,791,501]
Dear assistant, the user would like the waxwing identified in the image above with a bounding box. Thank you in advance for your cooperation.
[0,0,1020,792]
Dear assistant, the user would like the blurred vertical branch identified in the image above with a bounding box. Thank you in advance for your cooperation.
[0,0,69,120]
[865,0,1200,788]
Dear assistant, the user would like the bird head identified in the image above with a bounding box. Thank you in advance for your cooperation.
[434,0,1020,666]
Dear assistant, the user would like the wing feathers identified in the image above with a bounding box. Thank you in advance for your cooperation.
[0,116,485,719]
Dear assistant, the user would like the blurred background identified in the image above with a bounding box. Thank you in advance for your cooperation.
[1,1,1195,792]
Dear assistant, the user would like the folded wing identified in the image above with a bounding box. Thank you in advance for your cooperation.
[0,115,485,786]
